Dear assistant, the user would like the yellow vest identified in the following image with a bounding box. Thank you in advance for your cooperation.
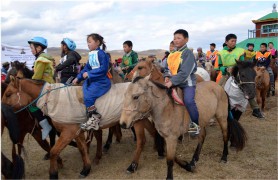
[244,50,256,60]
[219,48,245,67]
[167,50,186,75]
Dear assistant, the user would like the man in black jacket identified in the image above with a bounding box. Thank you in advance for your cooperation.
[56,38,81,84]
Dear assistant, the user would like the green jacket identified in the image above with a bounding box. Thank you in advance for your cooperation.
[121,50,138,73]
[30,53,55,112]
[32,53,55,83]
[218,46,245,75]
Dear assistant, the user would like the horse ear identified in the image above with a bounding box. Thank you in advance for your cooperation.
[10,75,15,83]
[144,74,151,80]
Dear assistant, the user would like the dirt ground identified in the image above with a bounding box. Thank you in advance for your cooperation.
[1,87,277,179]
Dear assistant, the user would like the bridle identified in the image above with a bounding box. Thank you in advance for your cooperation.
[235,71,255,86]
[122,94,152,126]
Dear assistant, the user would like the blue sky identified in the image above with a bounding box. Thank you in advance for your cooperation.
[1,1,276,52]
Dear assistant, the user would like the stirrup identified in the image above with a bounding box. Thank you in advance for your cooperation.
[188,122,200,135]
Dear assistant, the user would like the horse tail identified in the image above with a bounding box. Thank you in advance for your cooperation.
[12,154,25,179]
[225,92,247,151]
[1,103,20,144]
[1,152,14,179]
[154,130,165,157]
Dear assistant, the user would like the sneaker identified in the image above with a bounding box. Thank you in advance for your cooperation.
[188,122,200,135]
[252,108,265,119]
[80,111,101,131]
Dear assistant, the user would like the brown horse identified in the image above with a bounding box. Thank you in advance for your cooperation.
[2,77,91,179]
[120,76,247,179]
[2,77,165,178]
[126,59,205,84]
[255,67,270,111]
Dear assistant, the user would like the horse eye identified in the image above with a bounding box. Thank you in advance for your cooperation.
[5,93,11,97]
[133,96,139,100]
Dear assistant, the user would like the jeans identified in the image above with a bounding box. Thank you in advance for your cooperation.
[266,67,274,84]
[182,86,199,125]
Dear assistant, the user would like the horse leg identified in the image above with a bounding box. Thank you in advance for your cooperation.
[31,127,52,160]
[92,130,102,165]
[142,118,165,158]
[75,132,91,178]
[126,121,146,173]
[114,124,122,143]
[131,127,137,141]
[217,117,229,162]
[49,130,75,179]
[165,136,178,180]
[261,89,267,111]
[103,127,113,153]
[175,127,207,173]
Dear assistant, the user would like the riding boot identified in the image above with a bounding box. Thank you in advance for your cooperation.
[252,108,264,119]
[39,119,52,140]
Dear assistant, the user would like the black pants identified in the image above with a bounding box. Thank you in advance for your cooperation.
[31,110,46,122]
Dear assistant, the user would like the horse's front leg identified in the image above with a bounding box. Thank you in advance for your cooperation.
[49,131,73,179]
[126,121,146,173]
[92,129,102,165]
[165,136,178,180]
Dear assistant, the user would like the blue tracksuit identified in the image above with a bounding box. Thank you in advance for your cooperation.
[77,47,111,108]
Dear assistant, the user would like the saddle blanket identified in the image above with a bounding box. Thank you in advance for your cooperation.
[224,77,248,112]
[37,82,130,126]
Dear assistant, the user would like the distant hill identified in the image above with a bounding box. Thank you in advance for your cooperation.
[47,47,166,64]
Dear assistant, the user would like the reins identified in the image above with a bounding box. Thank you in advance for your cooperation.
[14,80,73,114]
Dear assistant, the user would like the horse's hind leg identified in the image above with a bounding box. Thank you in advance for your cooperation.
[216,116,229,162]
[126,121,146,173]
[75,132,91,178]
[176,127,206,172]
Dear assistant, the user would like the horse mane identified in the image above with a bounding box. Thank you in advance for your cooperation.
[231,60,254,77]
[14,61,34,78]
[132,76,173,101]
[18,78,46,85]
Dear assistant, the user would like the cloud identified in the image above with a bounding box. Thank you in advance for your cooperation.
[0,1,273,52]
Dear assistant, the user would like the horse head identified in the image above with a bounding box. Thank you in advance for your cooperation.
[255,66,269,88]
[13,61,34,79]
[120,76,158,129]
[2,77,35,110]
[205,61,213,72]
[126,59,164,84]
[232,60,256,99]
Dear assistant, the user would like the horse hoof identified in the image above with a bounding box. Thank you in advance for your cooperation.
[158,155,165,159]
[220,159,227,163]
[185,163,195,172]
[93,158,100,165]
[126,162,138,174]
[49,172,58,179]
[79,166,91,178]
[43,153,50,160]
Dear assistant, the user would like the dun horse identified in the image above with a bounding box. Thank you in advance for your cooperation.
[120,60,254,179]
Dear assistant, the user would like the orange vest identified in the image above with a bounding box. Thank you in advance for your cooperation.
[167,51,183,75]
[206,50,218,61]
[255,51,271,60]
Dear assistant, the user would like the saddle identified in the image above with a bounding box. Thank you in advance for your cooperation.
[171,87,185,106]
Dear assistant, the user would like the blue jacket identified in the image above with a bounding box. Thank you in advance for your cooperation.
[77,47,111,107]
